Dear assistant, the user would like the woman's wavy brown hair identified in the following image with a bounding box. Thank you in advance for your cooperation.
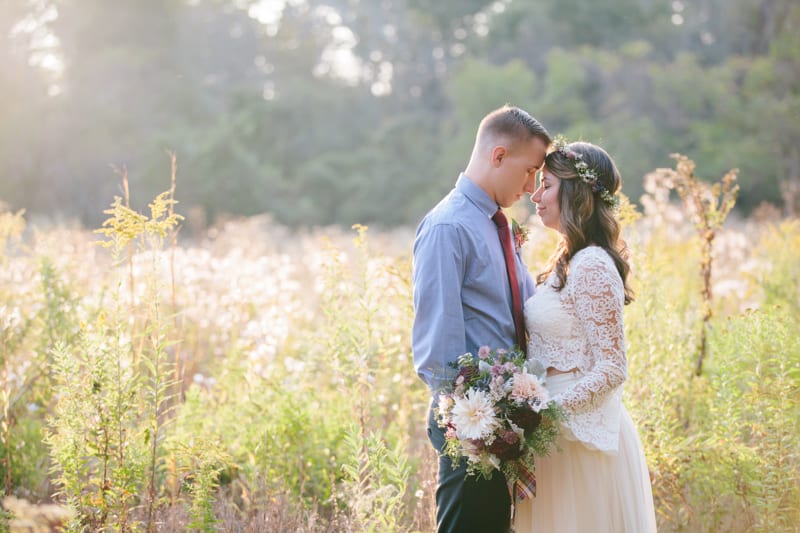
[536,141,634,305]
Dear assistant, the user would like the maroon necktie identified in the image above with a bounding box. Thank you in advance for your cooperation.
[493,209,536,506]
[492,209,526,354]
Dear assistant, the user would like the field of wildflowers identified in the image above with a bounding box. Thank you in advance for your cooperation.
[0,165,798,531]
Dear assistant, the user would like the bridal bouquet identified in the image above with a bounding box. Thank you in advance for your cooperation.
[434,346,565,495]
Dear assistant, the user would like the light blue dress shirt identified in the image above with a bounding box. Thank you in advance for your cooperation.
[412,173,536,393]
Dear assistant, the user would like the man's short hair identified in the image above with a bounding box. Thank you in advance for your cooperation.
[477,105,551,149]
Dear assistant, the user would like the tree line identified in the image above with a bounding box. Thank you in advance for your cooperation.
[1,0,797,228]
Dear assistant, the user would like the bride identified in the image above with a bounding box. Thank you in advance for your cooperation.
[514,139,657,532]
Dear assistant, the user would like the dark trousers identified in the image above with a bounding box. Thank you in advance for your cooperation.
[427,404,511,533]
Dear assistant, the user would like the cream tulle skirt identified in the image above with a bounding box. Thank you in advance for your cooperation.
[514,373,657,533]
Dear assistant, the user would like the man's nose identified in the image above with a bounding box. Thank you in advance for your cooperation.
[523,177,536,193]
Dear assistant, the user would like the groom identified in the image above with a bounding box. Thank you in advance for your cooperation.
[412,105,550,532]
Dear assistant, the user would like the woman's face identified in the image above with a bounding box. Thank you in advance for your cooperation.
[531,168,561,231]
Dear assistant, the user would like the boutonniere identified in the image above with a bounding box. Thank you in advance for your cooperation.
[511,218,529,252]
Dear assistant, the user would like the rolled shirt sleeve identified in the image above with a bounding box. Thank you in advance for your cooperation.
[412,222,465,391]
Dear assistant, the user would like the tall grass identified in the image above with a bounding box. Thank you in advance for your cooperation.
[0,163,798,531]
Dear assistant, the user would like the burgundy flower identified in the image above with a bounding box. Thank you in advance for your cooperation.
[488,430,523,460]
[455,365,479,385]
[464,438,486,453]
[509,405,542,435]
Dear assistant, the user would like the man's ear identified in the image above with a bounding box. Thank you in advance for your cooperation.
[490,145,507,168]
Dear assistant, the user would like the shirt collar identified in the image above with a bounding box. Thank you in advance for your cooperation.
[456,173,499,219]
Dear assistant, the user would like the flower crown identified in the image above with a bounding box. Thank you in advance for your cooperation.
[551,136,618,208]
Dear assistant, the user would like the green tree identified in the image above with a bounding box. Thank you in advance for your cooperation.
[438,58,538,183]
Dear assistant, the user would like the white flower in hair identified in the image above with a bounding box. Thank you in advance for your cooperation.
[551,135,618,208]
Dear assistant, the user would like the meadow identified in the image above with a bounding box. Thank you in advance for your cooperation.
[1,167,798,532]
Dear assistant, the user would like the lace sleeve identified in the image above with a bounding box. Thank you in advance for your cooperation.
[553,249,627,414]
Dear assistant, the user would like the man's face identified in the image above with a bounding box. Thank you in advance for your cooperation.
[494,136,548,208]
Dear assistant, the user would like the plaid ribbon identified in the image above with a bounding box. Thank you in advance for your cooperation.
[508,463,537,529]
[511,462,537,502]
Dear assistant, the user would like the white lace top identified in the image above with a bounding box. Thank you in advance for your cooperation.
[525,246,627,453]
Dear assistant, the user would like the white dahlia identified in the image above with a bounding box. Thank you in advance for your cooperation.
[451,389,497,440]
